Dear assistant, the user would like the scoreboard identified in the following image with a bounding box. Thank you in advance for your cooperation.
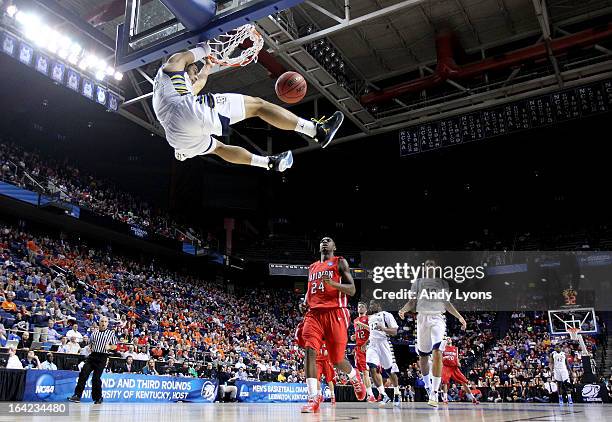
[269,263,366,279]
[399,80,612,156]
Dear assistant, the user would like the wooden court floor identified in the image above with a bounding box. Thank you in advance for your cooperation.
[2,401,609,422]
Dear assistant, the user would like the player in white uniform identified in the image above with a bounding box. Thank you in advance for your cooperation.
[152,43,344,171]
[398,259,467,408]
[365,300,401,407]
[550,344,573,404]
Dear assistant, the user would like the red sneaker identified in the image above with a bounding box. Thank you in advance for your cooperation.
[472,398,480,405]
[350,371,367,401]
[367,395,378,403]
[331,396,336,405]
[301,395,322,413]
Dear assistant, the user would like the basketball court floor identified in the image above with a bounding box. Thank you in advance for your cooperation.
[2,402,610,422]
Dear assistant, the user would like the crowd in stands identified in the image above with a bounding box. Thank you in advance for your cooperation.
[0,220,306,382]
[0,141,207,245]
[456,311,602,402]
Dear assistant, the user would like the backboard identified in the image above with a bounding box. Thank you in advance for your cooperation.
[115,0,305,72]
[548,307,598,335]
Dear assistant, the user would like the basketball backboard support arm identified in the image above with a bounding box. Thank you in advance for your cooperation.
[115,0,306,72]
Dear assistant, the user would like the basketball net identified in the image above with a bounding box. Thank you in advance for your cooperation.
[566,326,590,356]
[567,327,580,341]
[207,24,263,67]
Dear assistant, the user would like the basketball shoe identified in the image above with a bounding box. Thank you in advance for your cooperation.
[301,395,322,413]
[267,150,293,172]
[428,391,439,408]
[349,371,367,401]
[312,111,344,148]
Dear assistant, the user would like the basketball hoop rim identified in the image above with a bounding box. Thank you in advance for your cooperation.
[566,327,580,340]
[207,24,263,68]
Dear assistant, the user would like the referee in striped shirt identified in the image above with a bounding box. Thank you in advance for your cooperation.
[68,316,118,404]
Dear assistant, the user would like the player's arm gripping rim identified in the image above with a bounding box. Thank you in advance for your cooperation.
[322,257,356,296]
[163,49,199,73]
[161,45,212,94]
[191,59,213,94]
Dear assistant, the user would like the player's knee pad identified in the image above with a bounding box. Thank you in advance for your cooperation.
[418,349,432,357]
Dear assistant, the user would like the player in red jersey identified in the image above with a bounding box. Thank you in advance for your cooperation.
[351,301,376,402]
[440,337,479,404]
[300,237,366,413]
[316,342,337,404]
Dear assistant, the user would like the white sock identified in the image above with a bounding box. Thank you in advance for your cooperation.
[250,155,269,169]
[432,376,441,393]
[394,386,400,396]
[366,387,374,397]
[347,368,357,380]
[377,385,387,397]
[443,392,448,401]
[423,374,431,390]
[306,378,318,398]
[295,118,317,138]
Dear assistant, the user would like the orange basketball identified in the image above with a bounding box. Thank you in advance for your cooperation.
[275,71,307,104]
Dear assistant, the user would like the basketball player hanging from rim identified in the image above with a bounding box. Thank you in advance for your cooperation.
[300,237,366,413]
[152,38,344,171]
[398,258,467,408]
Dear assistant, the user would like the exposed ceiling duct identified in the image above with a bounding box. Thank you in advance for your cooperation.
[361,23,612,105]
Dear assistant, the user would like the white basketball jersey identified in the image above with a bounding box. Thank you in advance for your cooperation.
[152,67,194,125]
[368,311,398,342]
[552,351,568,370]
[410,277,450,314]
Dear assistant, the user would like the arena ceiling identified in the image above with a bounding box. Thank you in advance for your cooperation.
[20,0,612,151]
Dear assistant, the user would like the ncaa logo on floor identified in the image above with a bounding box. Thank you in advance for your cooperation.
[35,374,55,399]
[201,381,217,401]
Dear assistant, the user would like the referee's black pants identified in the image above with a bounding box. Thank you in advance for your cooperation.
[74,352,107,401]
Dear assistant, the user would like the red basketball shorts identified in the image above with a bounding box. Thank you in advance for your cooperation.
[442,365,468,385]
[302,307,350,364]
[295,320,306,349]
[354,348,367,372]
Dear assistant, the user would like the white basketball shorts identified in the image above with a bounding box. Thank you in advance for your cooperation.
[167,93,246,161]
[553,368,570,382]
[416,313,446,355]
[366,340,399,372]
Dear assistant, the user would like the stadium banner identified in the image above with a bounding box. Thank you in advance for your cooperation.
[237,381,330,403]
[575,383,610,403]
[23,370,218,403]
